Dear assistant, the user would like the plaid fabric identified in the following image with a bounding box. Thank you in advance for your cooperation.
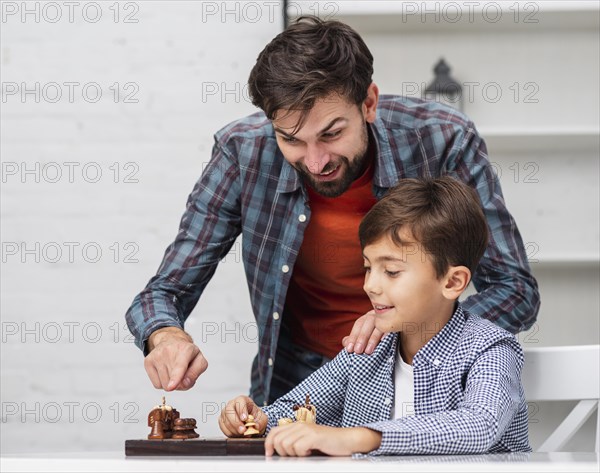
[124,95,540,405]
[261,305,532,456]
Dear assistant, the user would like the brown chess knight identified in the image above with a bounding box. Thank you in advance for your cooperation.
[147,397,198,440]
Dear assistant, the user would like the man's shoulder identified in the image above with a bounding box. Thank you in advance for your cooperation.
[376,94,474,132]
[214,110,274,143]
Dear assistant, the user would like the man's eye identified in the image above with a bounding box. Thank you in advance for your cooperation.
[282,136,297,144]
[322,130,341,139]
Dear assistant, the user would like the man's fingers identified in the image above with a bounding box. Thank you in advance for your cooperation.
[166,363,187,391]
[343,317,364,352]
[156,363,171,390]
[365,327,384,355]
[177,348,208,390]
[144,361,162,389]
[353,312,376,354]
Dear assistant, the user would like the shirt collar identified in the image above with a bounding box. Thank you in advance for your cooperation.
[413,303,468,368]
[369,118,397,189]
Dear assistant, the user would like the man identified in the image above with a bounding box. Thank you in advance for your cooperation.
[125,16,540,406]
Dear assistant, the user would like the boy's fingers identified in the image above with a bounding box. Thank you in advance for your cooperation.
[233,396,253,421]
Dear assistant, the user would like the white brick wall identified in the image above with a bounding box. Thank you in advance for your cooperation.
[1,0,282,453]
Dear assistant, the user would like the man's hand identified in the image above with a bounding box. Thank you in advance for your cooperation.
[218,395,268,437]
[144,327,208,391]
[342,310,384,354]
[265,423,382,457]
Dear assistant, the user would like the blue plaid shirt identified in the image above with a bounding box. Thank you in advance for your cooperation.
[261,304,531,456]
[125,95,540,405]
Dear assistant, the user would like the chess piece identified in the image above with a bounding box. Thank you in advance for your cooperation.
[171,418,200,439]
[147,397,182,439]
[243,414,261,437]
[277,417,294,426]
[293,394,316,423]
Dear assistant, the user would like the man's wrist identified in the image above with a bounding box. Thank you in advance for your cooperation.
[147,326,191,351]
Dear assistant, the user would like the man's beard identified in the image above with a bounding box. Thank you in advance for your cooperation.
[294,123,371,198]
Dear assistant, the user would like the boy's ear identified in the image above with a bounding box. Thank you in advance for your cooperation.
[442,266,471,300]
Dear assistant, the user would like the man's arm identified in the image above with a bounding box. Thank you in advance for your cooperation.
[444,124,540,333]
[125,139,242,388]
[361,338,529,455]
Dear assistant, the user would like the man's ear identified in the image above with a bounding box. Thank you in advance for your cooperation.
[441,266,471,300]
[362,83,379,123]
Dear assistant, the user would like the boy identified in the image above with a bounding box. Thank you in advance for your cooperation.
[218,176,531,457]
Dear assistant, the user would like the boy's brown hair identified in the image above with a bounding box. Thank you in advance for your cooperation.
[359,176,489,279]
[248,16,374,133]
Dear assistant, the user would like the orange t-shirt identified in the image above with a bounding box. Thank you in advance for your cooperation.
[285,155,377,359]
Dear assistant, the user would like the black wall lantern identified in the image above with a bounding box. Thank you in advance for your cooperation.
[424,58,464,112]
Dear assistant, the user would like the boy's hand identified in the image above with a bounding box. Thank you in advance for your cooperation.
[264,423,382,457]
[218,395,268,437]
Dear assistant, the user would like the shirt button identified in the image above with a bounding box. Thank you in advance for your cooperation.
[282,265,289,273]
[298,214,307,222]
[433,358,441,366]
[273,312,280,320]
[384,398,392,405]
[268,358,273,366]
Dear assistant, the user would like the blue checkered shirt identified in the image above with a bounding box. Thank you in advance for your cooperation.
[261,305,531,456]
[125,95,540,405]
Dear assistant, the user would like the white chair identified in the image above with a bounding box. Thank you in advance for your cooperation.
[522,345,600,452]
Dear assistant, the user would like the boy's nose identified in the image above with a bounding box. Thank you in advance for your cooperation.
[363,275,382,296]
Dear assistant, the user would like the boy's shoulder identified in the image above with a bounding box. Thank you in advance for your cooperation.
[459,308,523,359]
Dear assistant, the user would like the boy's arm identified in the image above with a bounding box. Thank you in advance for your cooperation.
[261,348,351,433]
[443,124,540,333]
[360,338,528,456]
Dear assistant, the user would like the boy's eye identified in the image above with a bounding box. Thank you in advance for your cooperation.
[385,270,400,277]
[363,266,371,273]
[281,136,298,144]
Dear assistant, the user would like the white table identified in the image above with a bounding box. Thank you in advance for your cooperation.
[1,451,598,472]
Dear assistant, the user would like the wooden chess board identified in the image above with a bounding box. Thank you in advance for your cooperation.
[125,437,266,456]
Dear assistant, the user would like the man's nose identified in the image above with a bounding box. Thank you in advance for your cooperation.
[304,143,331,175]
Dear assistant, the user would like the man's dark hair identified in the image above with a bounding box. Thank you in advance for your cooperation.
[248,16,374,132]
[359,176,490,279]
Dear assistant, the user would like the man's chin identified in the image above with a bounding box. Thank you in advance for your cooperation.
[305,178,351,198]
[302,168,354,198]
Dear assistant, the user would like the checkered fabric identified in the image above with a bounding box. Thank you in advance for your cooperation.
[261,305,531,456]
[125,95,540,405]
